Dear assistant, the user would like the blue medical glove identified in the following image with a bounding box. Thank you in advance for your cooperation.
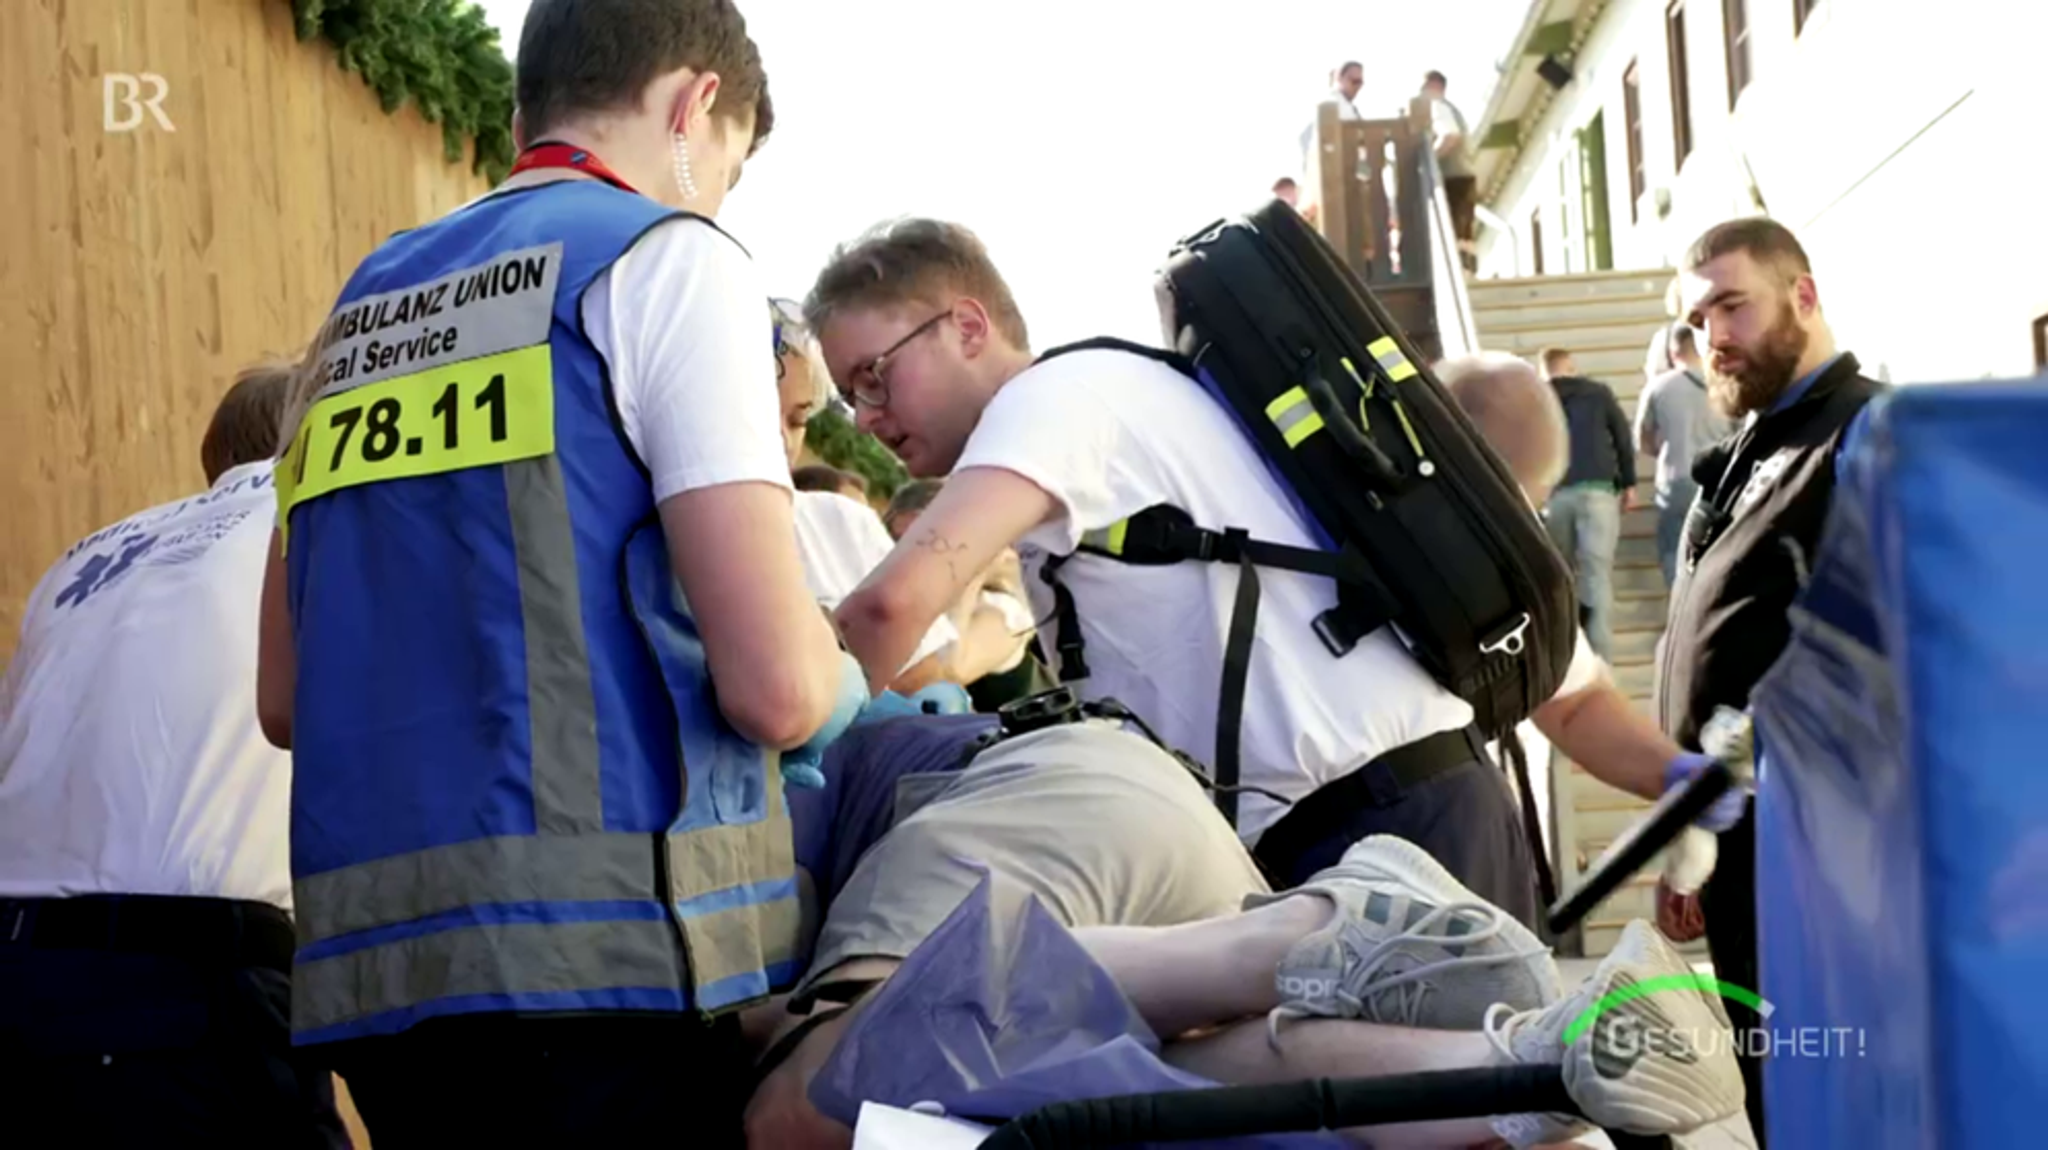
[856,683,974,726]
[907,681,973,716]
[1663,752,1748,832]
[781,652,871,791]
[855,689,927,726]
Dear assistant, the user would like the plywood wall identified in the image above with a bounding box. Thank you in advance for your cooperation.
[0,0,493,660]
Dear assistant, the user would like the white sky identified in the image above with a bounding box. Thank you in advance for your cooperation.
[473,0,1526,347]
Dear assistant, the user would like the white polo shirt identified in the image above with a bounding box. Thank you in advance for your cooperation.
[955,349,1599,840]
[0,462,291,908]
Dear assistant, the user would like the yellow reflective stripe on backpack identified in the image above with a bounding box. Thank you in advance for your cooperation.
[1366,336,1419,383]
[1080,519,1130,556]
[1264,386,1325,449]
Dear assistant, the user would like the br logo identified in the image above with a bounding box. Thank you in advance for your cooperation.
[103,73,176,133]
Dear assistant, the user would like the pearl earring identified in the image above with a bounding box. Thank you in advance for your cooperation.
[672,133,700,203]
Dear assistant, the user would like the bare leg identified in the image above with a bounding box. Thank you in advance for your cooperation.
[1074,896,1328,1038]
[1162,1018,1525,1149]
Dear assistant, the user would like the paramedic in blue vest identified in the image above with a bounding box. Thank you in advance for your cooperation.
[808,218,1735,929]
[254,1,868,1142]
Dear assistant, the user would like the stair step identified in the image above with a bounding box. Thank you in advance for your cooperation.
[1617,534,1659,569]
[1467,269,1675,308]
[1610,593,1669,632]
[1575,921,1710,958]
[1610,626,1662,665]
[1614,564,1667,596]
[1480,318,1673,360]
[1468,292,1674,331]
[1612,659,1657,697]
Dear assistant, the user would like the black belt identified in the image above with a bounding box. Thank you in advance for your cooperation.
[0,893,295,972]
[1251,725,1486,882]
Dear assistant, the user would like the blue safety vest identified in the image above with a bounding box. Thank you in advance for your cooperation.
[277,180,799,1045]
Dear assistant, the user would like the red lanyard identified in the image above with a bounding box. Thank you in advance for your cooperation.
[509,142,639,194]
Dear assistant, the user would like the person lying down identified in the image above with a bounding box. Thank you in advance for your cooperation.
[746,717,1745,1149]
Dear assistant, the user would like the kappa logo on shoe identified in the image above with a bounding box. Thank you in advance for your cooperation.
[1278,973,1342,1001]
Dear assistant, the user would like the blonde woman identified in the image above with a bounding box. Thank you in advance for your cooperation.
[774,301,967,703]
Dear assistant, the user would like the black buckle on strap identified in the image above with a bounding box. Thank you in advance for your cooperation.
[1312,606,1366,657]
[1479,612,1533,659]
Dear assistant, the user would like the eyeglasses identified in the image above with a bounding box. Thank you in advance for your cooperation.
[770,298,808,381]
[842,311,951,410]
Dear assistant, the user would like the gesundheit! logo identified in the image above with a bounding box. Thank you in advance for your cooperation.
[1565,973,1868,1059]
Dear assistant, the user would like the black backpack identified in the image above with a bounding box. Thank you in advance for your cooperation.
[1034,201,1576,889]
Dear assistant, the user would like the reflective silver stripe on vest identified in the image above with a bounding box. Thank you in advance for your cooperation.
[293,832,662,947]
[291,441,799,1028]
[668,784,803,1002]
[293,917,685,1037]
[505,455,604,836]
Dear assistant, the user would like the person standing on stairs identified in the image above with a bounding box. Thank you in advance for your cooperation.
[1538,347,1638,661]
[1636,323,1733,587]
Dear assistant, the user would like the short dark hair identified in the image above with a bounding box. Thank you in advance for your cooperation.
[1338,61,1363,78]
[517,0,772,150]
[1424,70,1448,88]
[1272,177,1298,193]
[884,478,944,529]
[806,218,1030,350]
[1539,347,1575,376]
[1668,323,1698,357]
[1684,216,1812,282]
[203,358,295,484]
[791,464,849,493]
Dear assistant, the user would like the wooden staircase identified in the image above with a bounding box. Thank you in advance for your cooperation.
[1469,268,1694,958]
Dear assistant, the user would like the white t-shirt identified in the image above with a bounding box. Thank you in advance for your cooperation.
[980,589,1038,674]
[793,490,958,670]
[954,349,1600,839]
[582,215,794,504]
[1430,96,1475,178]
[0,463,292,908]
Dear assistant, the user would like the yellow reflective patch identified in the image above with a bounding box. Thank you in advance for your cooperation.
[278,344,555,527]
[1365,336,1418,382]
[1103,519,1129,556]
[1282,411,1326,448]
[1264,387,1310,422]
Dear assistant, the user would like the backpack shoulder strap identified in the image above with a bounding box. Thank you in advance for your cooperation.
[1035,336,1196,374]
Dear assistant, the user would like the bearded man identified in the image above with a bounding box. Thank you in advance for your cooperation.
[1660,216,1886,1145]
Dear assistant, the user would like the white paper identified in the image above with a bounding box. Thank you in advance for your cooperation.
[852,1101,995,1150]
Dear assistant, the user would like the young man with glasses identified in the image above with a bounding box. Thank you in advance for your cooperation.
[806,219,1727,930]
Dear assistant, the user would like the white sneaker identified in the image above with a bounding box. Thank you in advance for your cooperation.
[1483,919,1747,1147]
[1250,835,1559,1044]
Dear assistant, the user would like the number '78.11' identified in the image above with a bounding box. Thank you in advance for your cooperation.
[325,373,510,471]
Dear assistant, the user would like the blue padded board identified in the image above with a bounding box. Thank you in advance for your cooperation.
[1753,380,2048,1148]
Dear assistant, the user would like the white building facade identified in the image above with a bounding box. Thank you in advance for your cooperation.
[1469,0,2047,383]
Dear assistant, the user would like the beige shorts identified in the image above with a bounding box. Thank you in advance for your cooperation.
[802,721,1269,992]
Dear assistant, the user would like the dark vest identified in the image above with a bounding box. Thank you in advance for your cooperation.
[1656,353,1885,749]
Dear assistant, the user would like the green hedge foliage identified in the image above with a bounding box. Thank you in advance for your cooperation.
[288,0,516,183]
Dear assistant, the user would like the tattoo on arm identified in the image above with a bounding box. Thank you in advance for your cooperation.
[913,528,973,585]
